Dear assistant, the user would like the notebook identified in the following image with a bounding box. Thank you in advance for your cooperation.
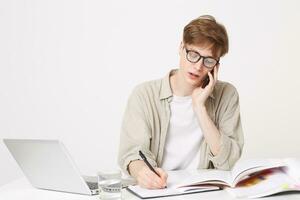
[126,170,221,199]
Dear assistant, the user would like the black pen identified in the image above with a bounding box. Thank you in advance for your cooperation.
[138,150,160,177]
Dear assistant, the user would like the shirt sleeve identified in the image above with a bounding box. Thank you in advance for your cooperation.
[208,84,244,170]
[118,86,157,175]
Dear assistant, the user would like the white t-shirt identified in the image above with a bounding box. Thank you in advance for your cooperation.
[161,95,203,170]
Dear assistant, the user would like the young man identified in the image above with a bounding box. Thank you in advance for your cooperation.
[118,15,244,189]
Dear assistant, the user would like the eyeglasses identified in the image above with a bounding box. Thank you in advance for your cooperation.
[184,47,219,69]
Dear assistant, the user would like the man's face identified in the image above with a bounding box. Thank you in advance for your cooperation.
[178,42,218,88]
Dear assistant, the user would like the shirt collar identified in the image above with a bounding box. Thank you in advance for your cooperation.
[159,69,215,100]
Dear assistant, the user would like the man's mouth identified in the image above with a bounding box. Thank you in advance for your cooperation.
[188,72,200,78]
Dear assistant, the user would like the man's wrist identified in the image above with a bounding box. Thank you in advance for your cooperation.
[196,104,207,112]
[128,160,143,177]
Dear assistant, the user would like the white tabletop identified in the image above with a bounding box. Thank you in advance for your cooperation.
[1,177,300,200]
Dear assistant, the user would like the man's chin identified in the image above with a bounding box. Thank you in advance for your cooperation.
[186,78,202,88]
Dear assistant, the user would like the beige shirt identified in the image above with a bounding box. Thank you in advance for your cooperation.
[118,69,244,174]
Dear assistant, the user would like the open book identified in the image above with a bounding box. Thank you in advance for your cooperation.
[127,158,300,199]
[175,158,286,188]
[226,158,300,198]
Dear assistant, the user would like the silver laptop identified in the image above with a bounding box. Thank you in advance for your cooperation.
[3,139,99,195]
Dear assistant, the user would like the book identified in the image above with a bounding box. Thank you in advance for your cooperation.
[127,158,300,199]
[175,158,286,188]
[226,158,300,198]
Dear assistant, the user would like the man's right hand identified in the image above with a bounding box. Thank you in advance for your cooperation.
[128,160,168,189]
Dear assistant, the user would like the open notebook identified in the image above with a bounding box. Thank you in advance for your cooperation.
[127,170,220,199]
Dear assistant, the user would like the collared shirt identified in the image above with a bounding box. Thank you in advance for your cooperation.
[118,69,244,174]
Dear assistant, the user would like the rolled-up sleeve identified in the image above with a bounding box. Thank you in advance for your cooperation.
[208,85,244,170]
[118,86,157,175]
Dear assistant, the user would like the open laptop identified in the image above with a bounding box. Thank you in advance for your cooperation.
[3,139,99,195]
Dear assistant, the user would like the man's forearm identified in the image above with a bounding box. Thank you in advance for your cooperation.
[195,106,221,156]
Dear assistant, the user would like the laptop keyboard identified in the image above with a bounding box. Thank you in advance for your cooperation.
[86,182,98,190]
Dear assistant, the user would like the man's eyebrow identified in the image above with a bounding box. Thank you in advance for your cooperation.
[188,48,214,58]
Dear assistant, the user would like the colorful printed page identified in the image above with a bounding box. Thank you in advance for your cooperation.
[230,158,286,186]
[226,167,300,198]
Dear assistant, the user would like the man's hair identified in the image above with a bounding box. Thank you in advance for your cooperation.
[183,15,229,58]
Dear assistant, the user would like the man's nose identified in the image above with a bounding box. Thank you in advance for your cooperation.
[194,58,204,70]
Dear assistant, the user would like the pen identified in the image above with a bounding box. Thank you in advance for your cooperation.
[138,150,160,177]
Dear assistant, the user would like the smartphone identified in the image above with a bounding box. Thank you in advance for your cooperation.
[201,68,215,88]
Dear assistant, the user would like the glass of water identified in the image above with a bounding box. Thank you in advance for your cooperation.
[97,169,122,199]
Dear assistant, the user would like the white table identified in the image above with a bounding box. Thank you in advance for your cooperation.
[1,177,300,200]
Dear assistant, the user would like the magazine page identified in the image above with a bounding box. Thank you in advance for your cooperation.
[230,158,285,186]
[284,158,300,183]
[226,168,300,198]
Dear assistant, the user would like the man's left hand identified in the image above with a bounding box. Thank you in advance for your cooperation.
[192,65,219,110]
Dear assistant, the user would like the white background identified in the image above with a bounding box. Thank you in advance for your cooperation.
[1,0,300,186]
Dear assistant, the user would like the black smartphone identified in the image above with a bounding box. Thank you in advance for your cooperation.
[201,68,215,88]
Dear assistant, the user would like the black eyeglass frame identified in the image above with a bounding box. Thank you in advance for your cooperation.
[184,48,220,69]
